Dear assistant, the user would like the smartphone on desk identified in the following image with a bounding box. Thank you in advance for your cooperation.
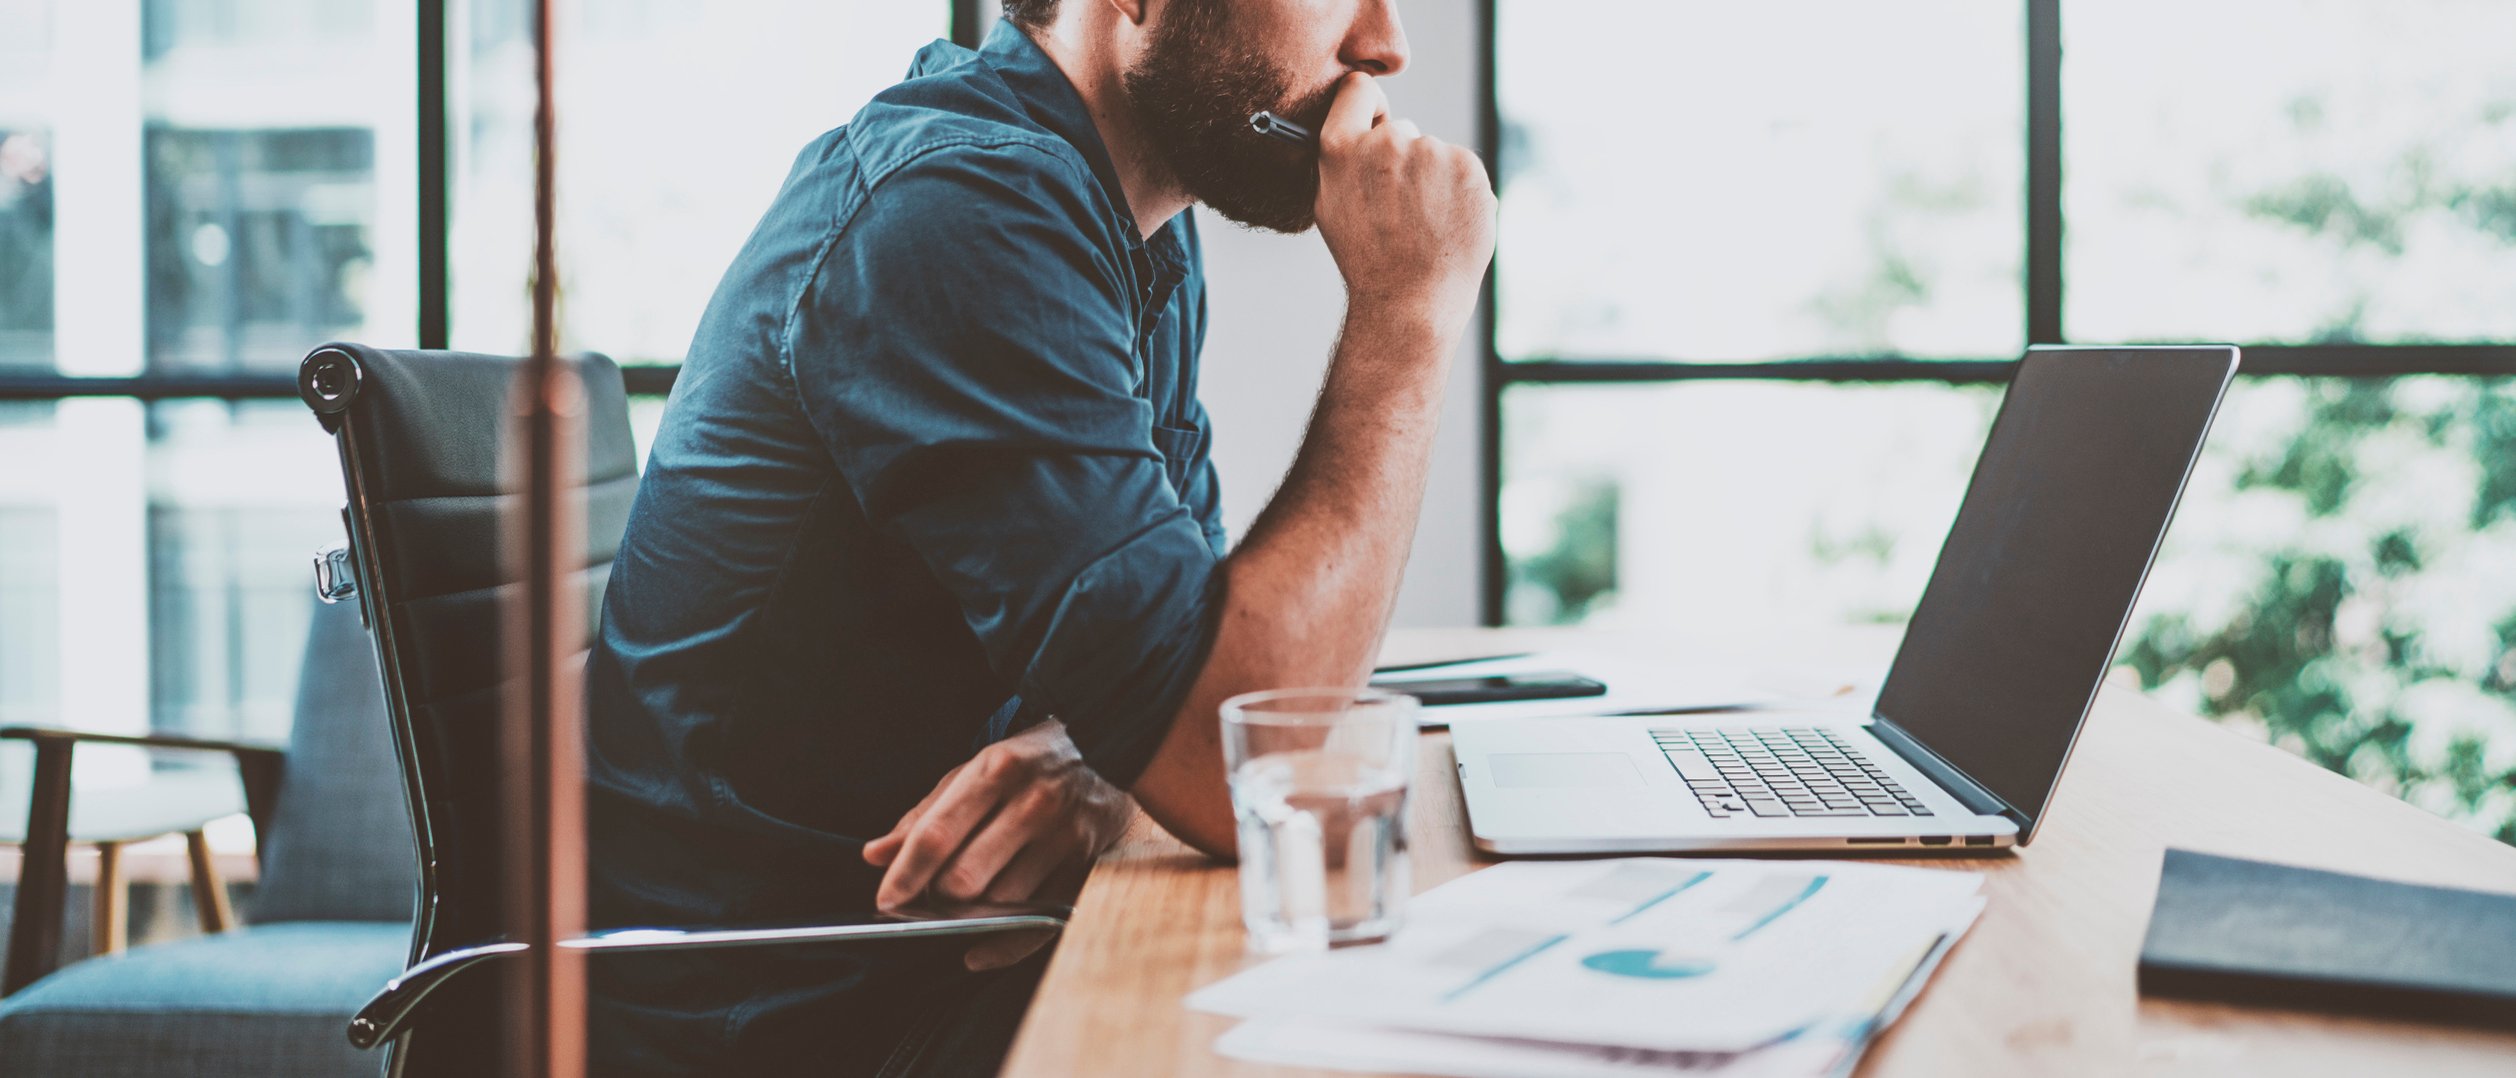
[1371,671,1608,707]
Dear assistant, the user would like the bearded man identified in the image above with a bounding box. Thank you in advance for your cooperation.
[584,0,1492,1072]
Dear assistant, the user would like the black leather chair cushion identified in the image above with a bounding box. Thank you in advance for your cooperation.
[302,343,636,949]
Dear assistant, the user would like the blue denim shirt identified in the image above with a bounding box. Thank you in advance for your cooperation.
[584,24,1225,1068]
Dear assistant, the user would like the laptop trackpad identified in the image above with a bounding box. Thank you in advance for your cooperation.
[1489,753,1643,788]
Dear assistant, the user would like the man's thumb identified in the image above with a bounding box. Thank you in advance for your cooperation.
[1319,72,1386,146]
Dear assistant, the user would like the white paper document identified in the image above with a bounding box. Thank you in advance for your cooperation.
[1215,1020,1854,1078]
[1189,859,1985,1058]
[1212,899,1982,1078]
[1371,651,1781,727]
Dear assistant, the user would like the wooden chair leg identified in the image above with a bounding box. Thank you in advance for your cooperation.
[3,740,75,995]
[183,830,234,933]
[92,840,127,955]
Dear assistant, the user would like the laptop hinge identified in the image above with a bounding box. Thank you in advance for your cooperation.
[1867,716,2022,826]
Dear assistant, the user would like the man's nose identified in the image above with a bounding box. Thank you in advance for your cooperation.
[1342,0,1411,77]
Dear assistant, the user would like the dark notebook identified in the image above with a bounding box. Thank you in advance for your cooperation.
[2138,848,2516,1027]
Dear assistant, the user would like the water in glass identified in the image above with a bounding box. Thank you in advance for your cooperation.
[1222,689,1415,954]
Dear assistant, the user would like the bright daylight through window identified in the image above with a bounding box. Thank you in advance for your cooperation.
[5,0,2515,852]
[0,0,943,769]
[1495,0,2516,844]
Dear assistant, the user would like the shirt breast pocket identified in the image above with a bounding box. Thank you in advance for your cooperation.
[1149,423,1205,494]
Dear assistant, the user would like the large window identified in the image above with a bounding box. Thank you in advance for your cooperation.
[451,0,945,362]
[1,0,398,781]
[1492,0,2516,843]
[0,0,957,774]
[13,0,2515,849]
[1497,0,2023,364]
[0,0,57,371]
[2065,0,2516,345]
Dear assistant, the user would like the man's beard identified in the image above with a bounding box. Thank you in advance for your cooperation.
[1120,1,1332,234]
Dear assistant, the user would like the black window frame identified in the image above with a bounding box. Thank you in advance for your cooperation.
[1473,0,2516,624]
[0,0,966,747]
[10,0,2514,629]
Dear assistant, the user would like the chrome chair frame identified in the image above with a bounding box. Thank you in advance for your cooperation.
[298,343,1064,1075]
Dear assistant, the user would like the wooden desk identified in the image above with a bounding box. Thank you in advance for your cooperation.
[1002,629,2516,1077]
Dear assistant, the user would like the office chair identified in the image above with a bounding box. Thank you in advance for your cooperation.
[295,343,1063,1076]
[0,596,414,1077]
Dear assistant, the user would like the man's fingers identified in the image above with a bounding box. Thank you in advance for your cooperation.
[980,840,1073,905]
[1319,71,1388,147]
[935,785,1062,901]
[868,719,1120,913]
[1384,118,1423,142]
[875,760,1017,909]
[864,806,920,865]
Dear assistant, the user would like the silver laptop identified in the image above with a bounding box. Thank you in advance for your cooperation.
[1452,345,2239,854]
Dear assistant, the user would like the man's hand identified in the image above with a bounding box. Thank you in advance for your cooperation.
[862,720,1133,966]
[1118,76,1495,860]
[1311,71,1498,338]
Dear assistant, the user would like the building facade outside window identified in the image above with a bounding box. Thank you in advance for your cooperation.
[0,0,945,769]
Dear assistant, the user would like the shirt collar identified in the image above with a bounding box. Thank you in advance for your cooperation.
[975,23,1193,274]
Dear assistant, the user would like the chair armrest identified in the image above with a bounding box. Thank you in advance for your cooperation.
[347,906,1071,1049]
[0,725,287,760]
[0,726,288,845]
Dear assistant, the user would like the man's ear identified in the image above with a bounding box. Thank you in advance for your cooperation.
[1104,0,1150,27]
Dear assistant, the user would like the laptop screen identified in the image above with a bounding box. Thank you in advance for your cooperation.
[1875,346,2235,838]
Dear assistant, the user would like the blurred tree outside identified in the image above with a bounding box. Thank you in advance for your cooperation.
[2126,378,2516,847]
[1507,478,1621,626]
[1492,1,2516,847]
[2121,88,2516,845]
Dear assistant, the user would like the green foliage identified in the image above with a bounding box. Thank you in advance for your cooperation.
[1510,479,1620,626]
[2247,172,2405,254]
[2126,379,2516,847]
[2125,87,2516,846]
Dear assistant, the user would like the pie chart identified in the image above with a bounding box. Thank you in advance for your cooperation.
[1580,948,1718,979]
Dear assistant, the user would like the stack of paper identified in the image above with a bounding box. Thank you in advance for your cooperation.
[1372,651,1783,727]
[1191,859,1985,1077]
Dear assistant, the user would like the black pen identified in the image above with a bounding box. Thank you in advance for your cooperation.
[1371,652,1534,676]
[1249,110,1316,146]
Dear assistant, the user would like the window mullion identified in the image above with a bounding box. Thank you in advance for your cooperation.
[2027,0,2064,346]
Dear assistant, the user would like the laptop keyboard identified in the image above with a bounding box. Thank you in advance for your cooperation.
[1652,727,1935,819]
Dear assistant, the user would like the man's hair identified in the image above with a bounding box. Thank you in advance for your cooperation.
[1000,0,1059,31]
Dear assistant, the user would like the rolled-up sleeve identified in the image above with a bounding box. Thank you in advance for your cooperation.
[785,140,1222,785]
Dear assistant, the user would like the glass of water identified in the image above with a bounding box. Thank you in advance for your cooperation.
[1221,688,1418,954]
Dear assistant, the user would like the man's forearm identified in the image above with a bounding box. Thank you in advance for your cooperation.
[1129,302,1460,858]
[1232,302,1457,684]
[1127,73,1495,859]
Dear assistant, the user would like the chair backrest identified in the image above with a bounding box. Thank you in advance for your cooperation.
[247,595,419,925]
[296,343,636,1068]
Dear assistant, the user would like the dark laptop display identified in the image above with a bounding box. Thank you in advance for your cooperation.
[1875,347,2237,840]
